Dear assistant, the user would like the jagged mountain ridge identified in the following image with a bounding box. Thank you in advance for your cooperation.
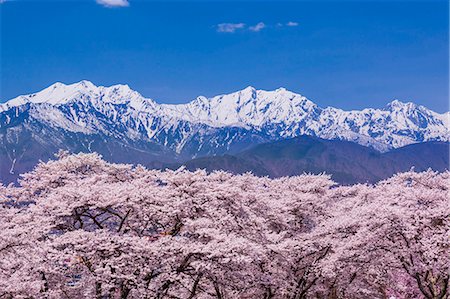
[1,80,449,150]
[0,80,449,183]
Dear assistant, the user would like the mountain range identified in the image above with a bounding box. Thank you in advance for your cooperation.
[0,81,449,183]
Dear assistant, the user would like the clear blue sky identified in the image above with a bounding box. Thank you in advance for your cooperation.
[1,0,448,112]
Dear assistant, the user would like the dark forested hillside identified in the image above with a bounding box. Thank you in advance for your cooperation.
[181,136,449,184]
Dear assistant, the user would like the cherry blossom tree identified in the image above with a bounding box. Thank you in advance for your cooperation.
[0,152,448,299]
[311,170,449,299]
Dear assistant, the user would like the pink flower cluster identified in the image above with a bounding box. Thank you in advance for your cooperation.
[0,152,448,298]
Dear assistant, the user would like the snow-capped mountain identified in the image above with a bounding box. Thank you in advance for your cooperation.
[170,86,449,150]
[0,80,449,181]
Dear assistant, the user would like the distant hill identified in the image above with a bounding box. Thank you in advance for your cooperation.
[180,136,449,184]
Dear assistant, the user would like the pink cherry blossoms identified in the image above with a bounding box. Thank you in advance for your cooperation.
[0,152,448,298]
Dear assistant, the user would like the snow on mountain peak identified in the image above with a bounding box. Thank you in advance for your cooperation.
[242,85,256,92]
[386,99,418,111]
[75,80,97,89]
[275,87,287,92]
[0,81,158,113]
[164,86,318,127]
[1,82,448,153]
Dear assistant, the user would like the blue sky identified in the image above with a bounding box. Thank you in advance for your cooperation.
[1,0,448,112]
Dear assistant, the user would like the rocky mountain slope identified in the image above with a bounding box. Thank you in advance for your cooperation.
[0,81,448,183]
